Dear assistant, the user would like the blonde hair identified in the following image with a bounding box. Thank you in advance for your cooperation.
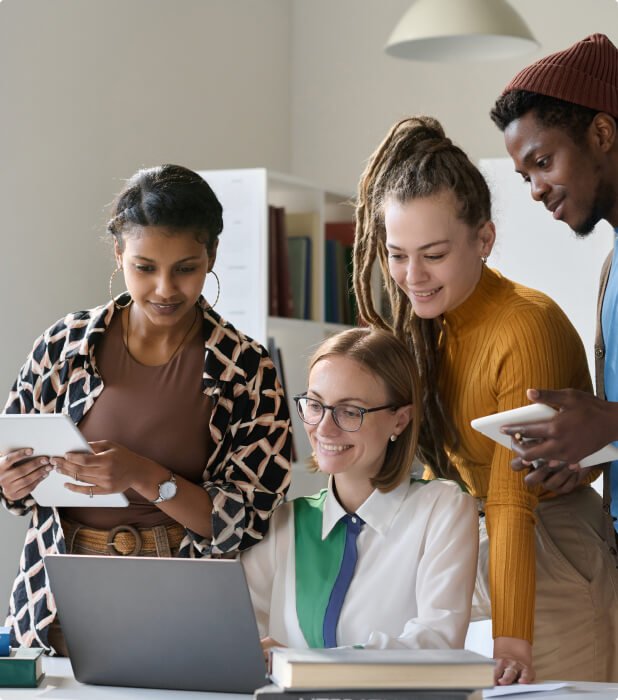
[307,327,421,492]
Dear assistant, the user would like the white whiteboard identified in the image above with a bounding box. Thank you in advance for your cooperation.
[480,158,614,378]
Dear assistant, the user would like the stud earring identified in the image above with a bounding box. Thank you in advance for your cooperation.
[389,434,398,443]
[481,255,488,264]
[109,267,132,309]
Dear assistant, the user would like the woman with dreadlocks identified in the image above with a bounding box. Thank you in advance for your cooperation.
[353,116,618,684]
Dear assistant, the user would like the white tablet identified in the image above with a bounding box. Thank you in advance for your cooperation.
[471,403,618,469]
[0,414,128,507]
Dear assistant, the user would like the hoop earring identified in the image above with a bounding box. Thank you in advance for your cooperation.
[389,434,398,443]
[208,270,221,309]
[109,267,132,309]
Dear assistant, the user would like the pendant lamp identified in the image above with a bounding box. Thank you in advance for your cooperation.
[385,0,540,62]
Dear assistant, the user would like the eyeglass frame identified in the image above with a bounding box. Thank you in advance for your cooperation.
[293,393,397,433]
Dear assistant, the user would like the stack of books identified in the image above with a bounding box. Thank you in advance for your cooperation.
[255,648,495,700]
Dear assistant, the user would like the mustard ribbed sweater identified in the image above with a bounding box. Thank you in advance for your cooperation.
[424,266,598,643]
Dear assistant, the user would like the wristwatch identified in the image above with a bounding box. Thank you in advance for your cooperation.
[151,472,177,504]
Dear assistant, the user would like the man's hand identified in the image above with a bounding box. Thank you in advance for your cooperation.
[501,388,618,465]
[511,456,588,494]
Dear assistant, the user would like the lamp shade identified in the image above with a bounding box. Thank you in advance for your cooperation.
[385,0,539,62]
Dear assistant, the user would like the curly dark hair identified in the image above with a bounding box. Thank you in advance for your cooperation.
[107,164,223,254]
[490,90,598,140]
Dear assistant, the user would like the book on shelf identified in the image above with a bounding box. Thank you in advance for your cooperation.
[325,239,340,323]
[0,647,45,688]
[325,221,355,247]
[268,206,280,316]
[268,206,295,318]
[287,236,312,320]
[325,222,357,325]
[275,206,295,318]
[268,648,495,691]
[255,684,483,700]
[267,336,298,462]
[287,212,321,322]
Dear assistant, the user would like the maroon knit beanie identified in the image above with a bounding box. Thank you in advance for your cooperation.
[503,33,618,118]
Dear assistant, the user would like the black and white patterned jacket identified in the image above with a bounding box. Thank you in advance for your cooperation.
[1,294,292,650]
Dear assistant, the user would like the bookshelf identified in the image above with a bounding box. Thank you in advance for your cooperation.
[198,168,362,497]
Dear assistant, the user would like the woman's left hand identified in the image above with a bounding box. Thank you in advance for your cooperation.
[51,440,150,496]
[493,636,535,685]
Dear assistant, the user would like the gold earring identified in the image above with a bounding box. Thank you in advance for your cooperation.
[109,267,132,309]
[208,270,221,309]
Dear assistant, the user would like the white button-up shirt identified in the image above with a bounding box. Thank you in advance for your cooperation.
[241,477,479,649]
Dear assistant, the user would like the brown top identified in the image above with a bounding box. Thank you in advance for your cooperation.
[62,311,213,528]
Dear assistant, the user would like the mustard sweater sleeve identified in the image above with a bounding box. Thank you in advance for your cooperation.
[484,301,592,642]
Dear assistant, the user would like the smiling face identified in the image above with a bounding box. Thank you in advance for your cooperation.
[384,191,495,319]
[504,111,616,236]
[304,356,410,484]
[116,225,213,330]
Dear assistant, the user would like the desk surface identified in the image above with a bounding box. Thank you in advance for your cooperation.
[0,658,250,699]
[1,659,618,700]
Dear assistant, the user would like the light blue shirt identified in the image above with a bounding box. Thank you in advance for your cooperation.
[600,229,618,531]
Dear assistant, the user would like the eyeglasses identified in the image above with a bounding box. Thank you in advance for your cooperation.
[293,394,396,433]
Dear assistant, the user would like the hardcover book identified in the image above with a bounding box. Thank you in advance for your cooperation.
[268,649,494,691]
[255,683,483,700]
[0,627,9,657]
[288,236,312,319]
[0,647,44,688]
[268,205,280,316]
[274,206,294,318]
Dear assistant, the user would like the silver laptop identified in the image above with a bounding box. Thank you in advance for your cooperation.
[44,554,267,693]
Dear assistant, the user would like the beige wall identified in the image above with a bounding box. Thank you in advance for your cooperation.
[290,0,618,193]
[0,0,292,618]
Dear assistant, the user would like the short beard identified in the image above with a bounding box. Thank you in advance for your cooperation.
[572,178,614,238]
[573,212,601,238]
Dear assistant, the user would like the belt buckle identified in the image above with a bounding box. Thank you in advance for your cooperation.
[107,524,142,556]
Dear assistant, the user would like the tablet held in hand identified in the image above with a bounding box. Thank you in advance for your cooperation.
[471,403,618,469]
[0,414,128,507]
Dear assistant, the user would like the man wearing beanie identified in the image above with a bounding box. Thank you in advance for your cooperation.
[491,33,618,682]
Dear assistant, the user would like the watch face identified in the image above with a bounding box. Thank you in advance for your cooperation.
[160,480,177,500]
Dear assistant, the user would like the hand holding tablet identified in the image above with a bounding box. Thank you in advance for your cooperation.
[0,414,128,507]
[471,403,618,469]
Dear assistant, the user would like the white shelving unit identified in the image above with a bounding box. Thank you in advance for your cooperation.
[198,168,357,497]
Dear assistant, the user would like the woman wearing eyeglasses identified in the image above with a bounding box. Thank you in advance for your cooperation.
[241,327,478,652]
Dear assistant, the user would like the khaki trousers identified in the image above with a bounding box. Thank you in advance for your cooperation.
[472,486,618,681]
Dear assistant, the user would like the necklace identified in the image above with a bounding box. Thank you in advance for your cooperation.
[124,304,199,365]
